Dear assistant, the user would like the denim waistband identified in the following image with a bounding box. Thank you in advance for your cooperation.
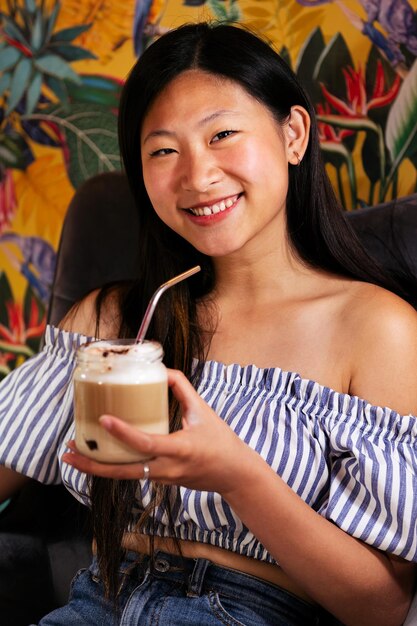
[91,549,315,609]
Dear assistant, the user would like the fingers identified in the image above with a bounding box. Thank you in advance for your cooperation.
[167,369,202,407]
[99,414,185,458]
[62,447,148,480]
[63,441,177,484]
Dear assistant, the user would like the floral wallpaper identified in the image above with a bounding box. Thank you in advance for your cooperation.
[0,0,416,374]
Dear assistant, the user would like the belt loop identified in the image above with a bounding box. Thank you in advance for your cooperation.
[187,558,210,597]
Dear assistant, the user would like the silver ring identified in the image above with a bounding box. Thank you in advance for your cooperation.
[142,463,150,480]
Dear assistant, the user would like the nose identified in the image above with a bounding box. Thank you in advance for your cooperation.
[180,148,221,192]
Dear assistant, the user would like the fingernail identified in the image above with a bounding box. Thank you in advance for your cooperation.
[99,415,112,429]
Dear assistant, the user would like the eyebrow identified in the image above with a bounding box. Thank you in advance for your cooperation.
[142,109,237,144]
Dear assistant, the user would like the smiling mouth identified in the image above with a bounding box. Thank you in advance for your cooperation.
[185,194,241,216]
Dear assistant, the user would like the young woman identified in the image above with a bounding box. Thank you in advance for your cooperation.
[1,22,417,626]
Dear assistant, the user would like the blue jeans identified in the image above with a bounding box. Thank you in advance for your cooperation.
[35,550,326,625]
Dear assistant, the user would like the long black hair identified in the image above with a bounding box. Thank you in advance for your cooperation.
[91,21,413,599]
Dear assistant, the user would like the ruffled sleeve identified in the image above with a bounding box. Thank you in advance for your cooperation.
[0,325,92,484]
[317,398,417,562]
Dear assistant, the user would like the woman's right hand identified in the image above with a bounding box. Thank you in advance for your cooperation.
[63,369,258,496]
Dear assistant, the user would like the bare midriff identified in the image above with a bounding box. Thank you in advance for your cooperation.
[119,533,316,605]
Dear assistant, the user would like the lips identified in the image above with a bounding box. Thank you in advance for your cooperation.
[185,194,240,216]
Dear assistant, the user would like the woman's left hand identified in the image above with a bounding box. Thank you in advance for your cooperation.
[63,369,253,495]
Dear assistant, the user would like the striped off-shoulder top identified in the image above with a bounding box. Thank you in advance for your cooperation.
[1,325,417,564]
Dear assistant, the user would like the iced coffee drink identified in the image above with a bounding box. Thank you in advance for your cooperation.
[73,339,168,463]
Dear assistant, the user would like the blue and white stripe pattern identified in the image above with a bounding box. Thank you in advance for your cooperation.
[1,325,417,563]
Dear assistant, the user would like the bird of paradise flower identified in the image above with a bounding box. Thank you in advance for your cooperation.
[316,60,401,206]
[0,274,46,378]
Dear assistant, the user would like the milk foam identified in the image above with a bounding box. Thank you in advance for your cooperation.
[80,341,166,384]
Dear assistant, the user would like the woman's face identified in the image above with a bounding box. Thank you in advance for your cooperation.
[140,70,305,259]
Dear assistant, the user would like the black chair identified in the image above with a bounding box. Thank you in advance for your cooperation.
[0,482,92,626]
[346,193,417,285]
[48,171,141,326]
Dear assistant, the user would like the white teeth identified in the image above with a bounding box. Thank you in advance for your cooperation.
[189,195,238,216]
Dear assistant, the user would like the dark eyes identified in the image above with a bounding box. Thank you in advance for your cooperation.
[211,129,237,142]
[149,148,177,157]
[149,129,238,157]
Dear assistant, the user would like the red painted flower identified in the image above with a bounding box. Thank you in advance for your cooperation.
[320,61,401,118]
[0,299,46,346]
[316,103,354,143]
[0,170,16,234]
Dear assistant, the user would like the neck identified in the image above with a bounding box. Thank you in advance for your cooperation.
[211,240,312,305]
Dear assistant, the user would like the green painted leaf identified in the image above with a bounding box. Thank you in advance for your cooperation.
[0,144,21,167]
[0,273,13,328]
[24,0,37,15]
[30,9,43,52]
[3,17,31,48]
[317,113,379,133]
[296,27,325,103]
[26,71,42,113]
[7,57,32,114]
[0,340,34,358]
[49,23,92,43]
[65,74,121,107]
[313,33,353,103]
[45,1,61,42]
[320,140,349,167]
[45,75,70,106]
[49,43,97,61]
[385,61,417,163]
[0,132,29,169]
[362,131,381,183]
[208,0,228,21]
[25,103,121,187]
[365,44,397,131]
[0,364,11,379]
[0,46,21,72]
[0,72,11,99]
[74,75,122,92]
[35,54,82,84]
[16,6,32,40]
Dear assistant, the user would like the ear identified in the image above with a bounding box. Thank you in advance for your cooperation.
[283,105,310,166]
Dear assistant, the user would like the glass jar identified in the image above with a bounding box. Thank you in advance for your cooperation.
[73,339,168,463]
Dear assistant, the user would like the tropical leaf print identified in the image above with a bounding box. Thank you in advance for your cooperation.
[0,272,46,377]
[384,60,417,195]
[0,0,96,114]
[55,0,135,63]
[238,0,324,58]
[24,103,120,189]
[12,155,73,242]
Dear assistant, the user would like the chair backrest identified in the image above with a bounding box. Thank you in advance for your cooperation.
[47,171,141,326]
[346,193,417,280]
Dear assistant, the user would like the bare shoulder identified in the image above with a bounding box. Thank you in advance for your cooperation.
[343,282,417,414]
[58,287,122,339]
